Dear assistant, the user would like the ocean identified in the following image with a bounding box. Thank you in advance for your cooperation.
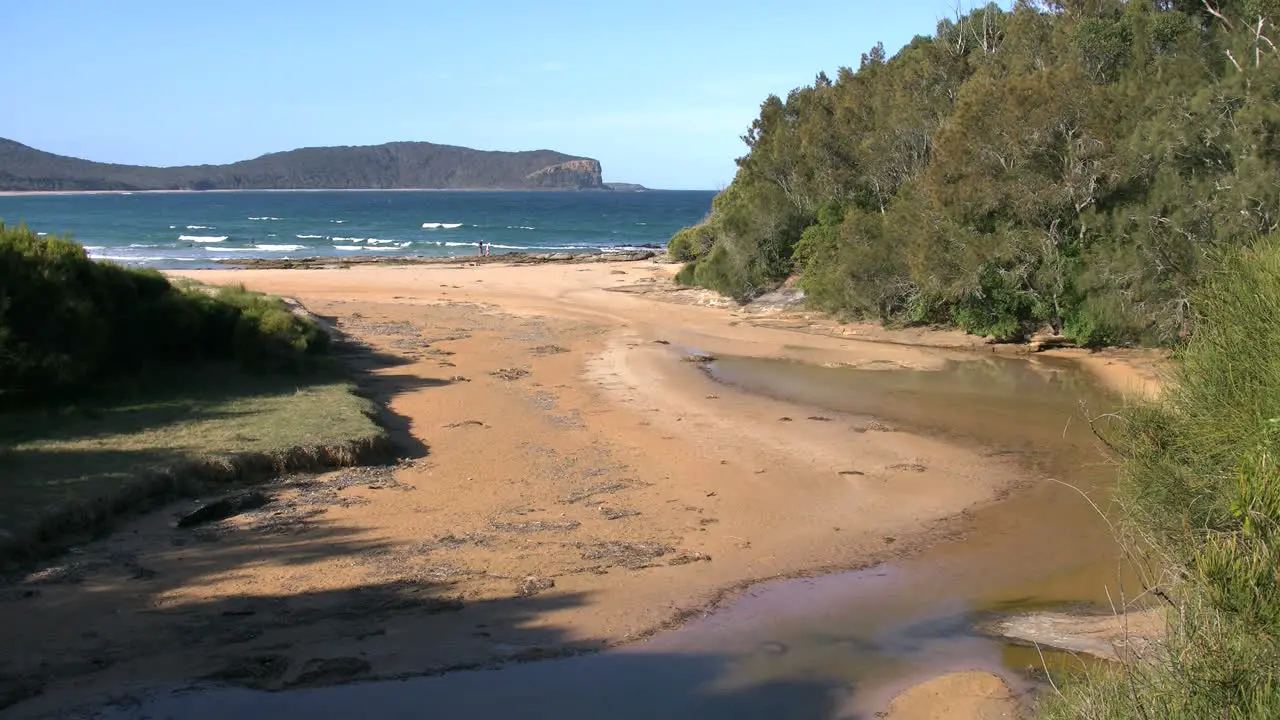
[0,190,715,269]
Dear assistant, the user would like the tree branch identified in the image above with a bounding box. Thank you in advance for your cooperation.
[1202,0,1234,31]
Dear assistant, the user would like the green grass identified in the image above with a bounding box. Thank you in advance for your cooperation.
[1038,239,1280,718]
[0,363,384,562]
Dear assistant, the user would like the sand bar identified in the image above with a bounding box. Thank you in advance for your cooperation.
[0,258,1157,717]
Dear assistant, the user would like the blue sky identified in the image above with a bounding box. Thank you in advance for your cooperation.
[8,1,966,189]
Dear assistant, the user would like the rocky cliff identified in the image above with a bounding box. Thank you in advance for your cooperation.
[523,159,604,189]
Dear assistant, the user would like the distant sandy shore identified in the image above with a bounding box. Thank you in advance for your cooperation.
[4,259,1159,719]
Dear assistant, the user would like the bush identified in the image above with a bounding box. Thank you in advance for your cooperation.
[0,224,330,403]
[668,224,716,262]
[1041,237,1280,719]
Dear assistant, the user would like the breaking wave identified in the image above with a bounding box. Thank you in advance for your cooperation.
[247,216,281,221]
[179,235,228,242]
[422,222,463,229]
[296,234,325,239]
[90,254,200,263]
[254,244,306,252]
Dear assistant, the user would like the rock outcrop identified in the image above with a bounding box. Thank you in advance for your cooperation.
[523,159,604,189]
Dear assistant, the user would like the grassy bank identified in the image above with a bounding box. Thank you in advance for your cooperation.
[0,225,390,565]
[1039,240,1280,717]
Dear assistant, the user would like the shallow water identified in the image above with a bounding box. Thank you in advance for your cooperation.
[82,354,1130,719]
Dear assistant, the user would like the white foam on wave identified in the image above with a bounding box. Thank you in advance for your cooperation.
[422,222,463,229]
[179,235,229,242]
[441,241,621,253]
[204,247,243,252]
[254,244,306,252]
[601,245,653,253]
[247,216,281,221]
[496,243,596,251]
[129,243,160,248]
[332,237,366,243]
[82,245,106,251]
[90,254,201,263]
[506,225,536,230]
[330,219,346,224]
[334,244,404,252]
[36,232,49,237]
[296,234,325,239]
[186,225,213,230]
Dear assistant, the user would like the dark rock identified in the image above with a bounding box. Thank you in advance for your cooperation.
[177,491,271,528]
[287,657,371,688]
[0,674,43,712]
[203,655,291,687]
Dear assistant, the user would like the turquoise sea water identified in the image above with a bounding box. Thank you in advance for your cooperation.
[0,190,715,268]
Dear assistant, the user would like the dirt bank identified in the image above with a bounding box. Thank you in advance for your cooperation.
[1,259,1157,717]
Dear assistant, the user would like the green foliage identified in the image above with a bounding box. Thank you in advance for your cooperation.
[669,0,1280,345]
[0,224,329,403]
[1042,238,1280,718]
[667,224,717,262]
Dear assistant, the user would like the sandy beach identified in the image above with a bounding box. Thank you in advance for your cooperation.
[0,258,1159,718]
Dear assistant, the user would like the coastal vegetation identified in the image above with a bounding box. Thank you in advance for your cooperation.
[670,0,1280,348]
[0,223,328,404]
[0,224,385,564]
[1041,238,1280,718]
[0,138,604,191]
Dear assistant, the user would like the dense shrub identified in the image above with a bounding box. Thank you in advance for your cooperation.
[1041,237,1280,718]
[0,224,329,403]
[671,1,1280,346]
[667,224,717,262]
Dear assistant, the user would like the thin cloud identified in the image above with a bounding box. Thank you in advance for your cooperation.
[538,61,566,72]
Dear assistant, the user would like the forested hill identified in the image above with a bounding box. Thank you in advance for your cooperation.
[670,0,1280,347]
[0,139,604,191]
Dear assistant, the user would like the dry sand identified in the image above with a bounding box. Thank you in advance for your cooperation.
[0,259,1158,717]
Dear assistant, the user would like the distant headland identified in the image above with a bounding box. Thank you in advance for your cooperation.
[0,138,645,192]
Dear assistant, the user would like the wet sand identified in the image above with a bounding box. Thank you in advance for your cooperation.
[0,259,1156,718]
